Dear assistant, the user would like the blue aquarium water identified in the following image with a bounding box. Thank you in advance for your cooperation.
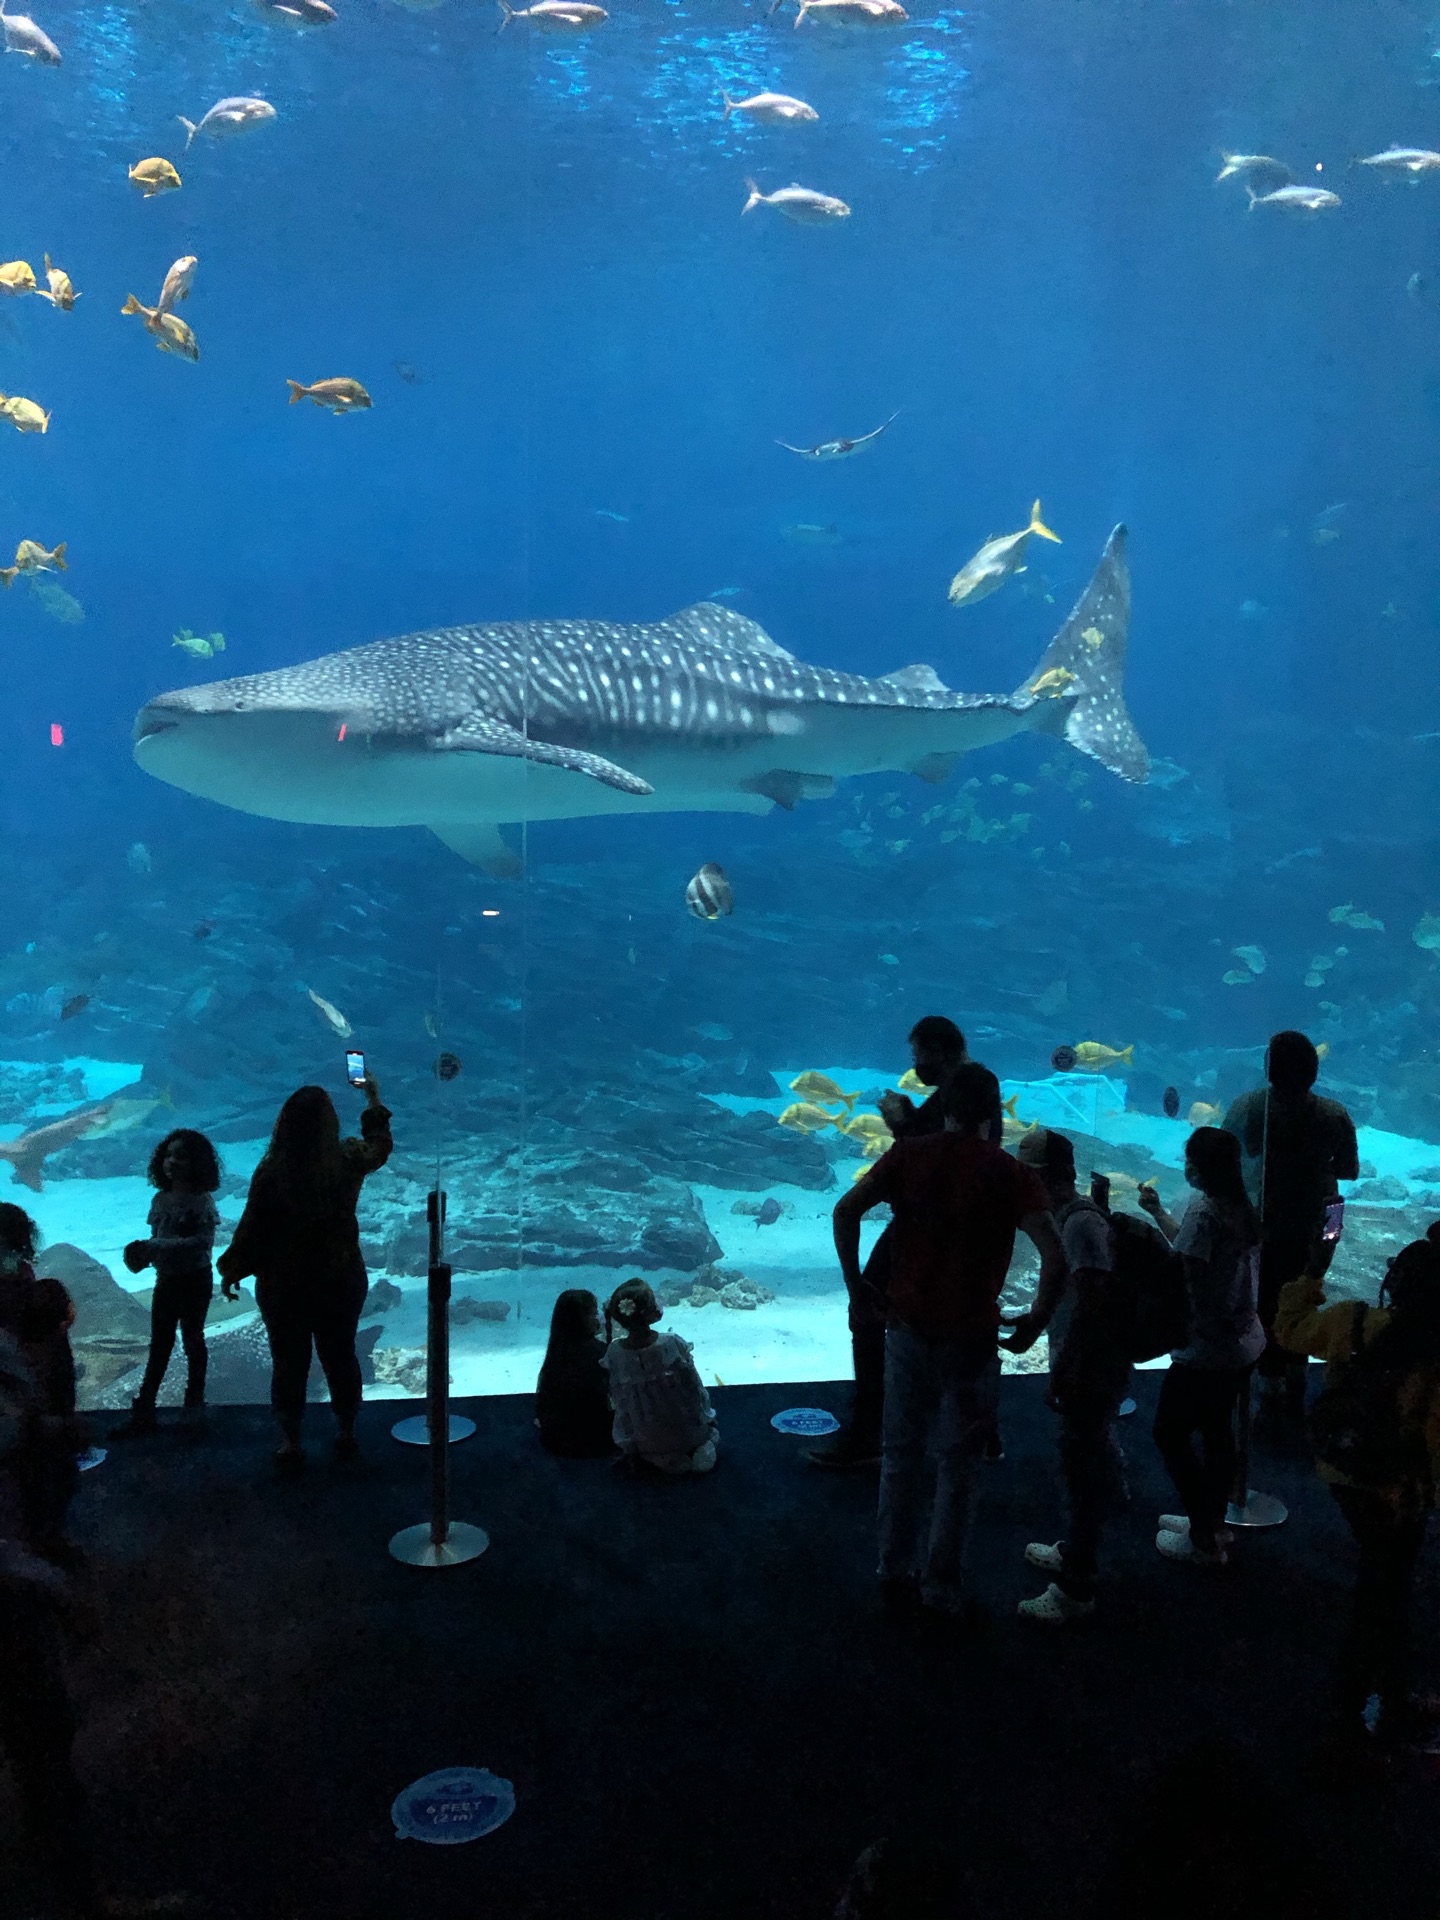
[2,0,1438,1407]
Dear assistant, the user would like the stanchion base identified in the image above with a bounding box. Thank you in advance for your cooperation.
[1226,1489,1288,1529]
[391,1414,476,1447]
[388,1520,490,1568]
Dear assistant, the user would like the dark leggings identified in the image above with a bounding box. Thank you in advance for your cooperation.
[137,1272,212,1407]
[258,1272,366,1428]
[1153,1363,1248,1547]
[1330,1485,1428,1722]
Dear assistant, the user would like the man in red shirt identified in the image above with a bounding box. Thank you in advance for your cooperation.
[833,1062,1064,1622]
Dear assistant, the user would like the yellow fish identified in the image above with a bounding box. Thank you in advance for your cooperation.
[1316,1042,1330,1060]
[1002,1114,1037,1147]
[897,1067,927,1094]
[789,1071,860,1111]
[1188,1100,1223,1127]
[947,500,1061,609]
[121,294,199,360]
[777,1101,839,1135]
[0,394,50,433]
[1080,624,1105,651]
[0,539,66,586]
[1002,1093,1018,1118]
[129,157,182,196]
[841,1113,893,1152]
[36,255,77,309]
[286,377,372,413]
[1028,667,1077,698]
[0,260,36,295]
[1072,1041,1134,1070]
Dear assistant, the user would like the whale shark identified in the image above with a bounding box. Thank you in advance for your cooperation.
[133,525,1147,874]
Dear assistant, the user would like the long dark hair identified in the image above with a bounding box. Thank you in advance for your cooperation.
[541,1289,600,1368]
[0,1203,37,1261]
[148,1128,222,1193]
[1374,1224,1440,1363]
[258,1085,345,1194]
[1185,1127,1259,1237]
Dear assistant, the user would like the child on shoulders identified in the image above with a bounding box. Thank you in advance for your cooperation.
[601,1278,718,1476]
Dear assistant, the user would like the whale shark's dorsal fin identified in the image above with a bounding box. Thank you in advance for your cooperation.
[663,603,798,661]
[881,663,950,694]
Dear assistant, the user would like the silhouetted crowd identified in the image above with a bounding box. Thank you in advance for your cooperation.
[2,1025,1438,1917]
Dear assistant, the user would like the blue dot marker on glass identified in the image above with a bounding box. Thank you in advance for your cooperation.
[771,1407,841,1437]
[391,1768,515,1845]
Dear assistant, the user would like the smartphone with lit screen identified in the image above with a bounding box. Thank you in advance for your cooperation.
[1322,1199,1345,1244]
[345,1049,367,1088]
[1090,1172,1111,1212]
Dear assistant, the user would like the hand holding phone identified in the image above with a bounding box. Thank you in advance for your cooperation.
[1322,1199,1345,1244]
[1090,1172,1111,1212]
[345,1049,367,1088]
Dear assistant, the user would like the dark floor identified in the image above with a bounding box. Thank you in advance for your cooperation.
[4,1375,1437,1920]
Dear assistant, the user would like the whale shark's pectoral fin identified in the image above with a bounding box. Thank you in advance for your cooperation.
[428,823,524,876]
[912,752,959,785]
[430,715,654,795]
[739,768,837,811]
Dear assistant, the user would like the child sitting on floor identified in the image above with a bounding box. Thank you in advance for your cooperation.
[601,1278,718,1476]
[113,1128,222,1437]
[535,1288,615,1457]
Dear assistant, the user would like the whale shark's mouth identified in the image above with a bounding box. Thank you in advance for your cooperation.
[133,708,180,743]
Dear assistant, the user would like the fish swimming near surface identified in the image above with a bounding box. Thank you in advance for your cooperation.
[742,180,851,224]
[0,261,36,295]
[1353,147,1440,177]
[254,0,337,24]
[178,98,276,147]
[497,0,607,27]
[785,0,908,28]
[121,295,199,360]
[129,157,182,196]
[287,377,372,413]
[948,501,1061,608]
[778,1102,840,1135]
[157,256,197,315]
[132,526,1150,876]
[36,255,77,309]
[0,540,65,586]
[0,1102,114,1192]
[777,413,898,460]
[686,862,734,919]
[0,394,50,433]
[1215,153,1292,193]
[306,987,353,1038]
[1247,184,1341,213]
[789,1071,859,1110]
[0,5,60,61]
[722,90,818,124]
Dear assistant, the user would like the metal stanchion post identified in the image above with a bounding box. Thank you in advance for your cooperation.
[389,1190,489,1568]
[1225,1371,1287,1529]
[391,1197,476,1449]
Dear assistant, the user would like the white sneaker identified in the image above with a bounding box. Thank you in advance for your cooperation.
[1156,1527,1228,1567]
[1158,1514,1234,1546]
[1018,1581,1095,1625]
[1024,1541,1064,1572]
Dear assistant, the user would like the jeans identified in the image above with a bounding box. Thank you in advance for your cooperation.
[878,1322,996,1610]
[1330,1485,1428,1723]
[1055,1395,1128,1601]
[137,1271,212,1408]
[257,1271,367,1429]
[1153,1363,1248,1547]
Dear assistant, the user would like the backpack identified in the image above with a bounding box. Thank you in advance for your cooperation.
[1105,1211,1191,1363]
[1308,1304,1432,1489]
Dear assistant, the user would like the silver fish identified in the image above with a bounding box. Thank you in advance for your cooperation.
[157,255,197,316]
[785,0,907,27]
[721,90,818,125]
[1354,145,1440,175]
[178,97,277,148]
[1247,184,1341,212]
[742,179,850,224]
[1215,152,1292,193]
[0,4,60,62]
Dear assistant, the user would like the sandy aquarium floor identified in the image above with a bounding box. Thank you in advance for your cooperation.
[7,1058,1440,1408]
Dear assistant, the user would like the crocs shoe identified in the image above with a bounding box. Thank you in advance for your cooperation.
[1159,1515,1234,1546]
[1017,1582,1095,1626]
[1024,1541,1064,1572]
[1156,1527,1227,1566]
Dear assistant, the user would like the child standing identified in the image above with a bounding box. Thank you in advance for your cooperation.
[601,1278,718,1475]
[113,1129,222,1437]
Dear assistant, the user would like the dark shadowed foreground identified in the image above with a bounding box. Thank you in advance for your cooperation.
[3,1378,1435,1920]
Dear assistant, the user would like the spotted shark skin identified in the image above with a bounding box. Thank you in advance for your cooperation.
[133,526,1147,871]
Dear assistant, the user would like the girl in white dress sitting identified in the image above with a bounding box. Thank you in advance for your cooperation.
[601,1278,719,1476]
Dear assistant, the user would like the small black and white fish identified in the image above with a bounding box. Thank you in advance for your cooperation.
[686,862,734,920]
[776,412,898,461]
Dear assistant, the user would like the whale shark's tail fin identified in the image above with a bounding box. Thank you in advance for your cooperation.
[1016,523,1149,783]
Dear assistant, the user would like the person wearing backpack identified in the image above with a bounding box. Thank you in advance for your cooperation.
[1275,1226,1440,1756]
[1007,1129,1183,1624]
[1138,1127,1264,1568]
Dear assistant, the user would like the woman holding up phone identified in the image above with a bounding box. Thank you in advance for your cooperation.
[218,1063,392,1468]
